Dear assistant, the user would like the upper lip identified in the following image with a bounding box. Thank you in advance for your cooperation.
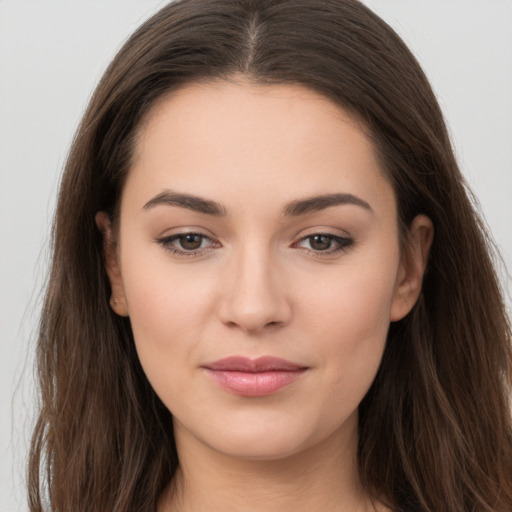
[203,356,307,373]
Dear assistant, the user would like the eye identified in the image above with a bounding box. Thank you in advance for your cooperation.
[295,233,353,255]
[156,232,219,257]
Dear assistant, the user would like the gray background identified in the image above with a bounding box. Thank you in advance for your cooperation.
[1,1,511,510]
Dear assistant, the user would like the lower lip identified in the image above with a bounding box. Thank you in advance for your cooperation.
[205,369,306,397]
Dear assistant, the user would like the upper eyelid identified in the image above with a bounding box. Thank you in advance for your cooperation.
[156,225,216,238]
[295,233,349,242]
[158,230,350,242]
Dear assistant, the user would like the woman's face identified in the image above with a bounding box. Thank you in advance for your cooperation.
[101,80,427,461]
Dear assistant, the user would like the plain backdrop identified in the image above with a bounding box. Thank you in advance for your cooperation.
[1,1,511,510]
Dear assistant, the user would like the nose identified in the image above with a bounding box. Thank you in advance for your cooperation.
[218,243,292,335]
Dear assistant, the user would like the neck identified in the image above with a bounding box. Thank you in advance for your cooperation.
[158,416,381,512]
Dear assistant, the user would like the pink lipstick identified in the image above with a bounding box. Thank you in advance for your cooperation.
[203,356,307,397]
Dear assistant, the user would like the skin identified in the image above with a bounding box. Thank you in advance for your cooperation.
[97,79,433,511]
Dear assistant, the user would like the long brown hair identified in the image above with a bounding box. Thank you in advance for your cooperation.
[28,1,512,511]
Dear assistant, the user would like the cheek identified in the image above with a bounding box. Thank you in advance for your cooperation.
[298,255,399,397]
[125,274,211,342]
[303,258,398,344]
[117,241,219,393]
[120,232,217,330]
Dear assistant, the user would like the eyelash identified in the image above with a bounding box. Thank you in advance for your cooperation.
[156,233,220,258]
[294,233,353,255]
[156,231,353,258]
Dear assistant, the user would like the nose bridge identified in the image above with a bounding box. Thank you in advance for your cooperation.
[219,238,291,333]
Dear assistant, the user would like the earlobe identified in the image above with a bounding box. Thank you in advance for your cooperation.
[390,214,434,322]
[95,212,129,317]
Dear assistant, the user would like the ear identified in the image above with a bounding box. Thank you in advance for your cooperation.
[95,212,129,317]
[390,214,434,322]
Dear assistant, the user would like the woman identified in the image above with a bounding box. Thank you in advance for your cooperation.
[28,1,512,511]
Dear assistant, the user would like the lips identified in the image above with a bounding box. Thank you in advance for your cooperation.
[203,356,308,397]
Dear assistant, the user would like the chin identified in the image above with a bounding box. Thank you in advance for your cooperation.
[207,430,314,461]
[178,409,357,463]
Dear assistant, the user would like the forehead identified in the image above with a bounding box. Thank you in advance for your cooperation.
[125,79,395,218]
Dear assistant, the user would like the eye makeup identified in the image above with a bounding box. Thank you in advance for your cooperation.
[156,231,354,259]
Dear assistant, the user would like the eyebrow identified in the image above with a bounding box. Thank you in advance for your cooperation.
[143,190,228,215]
[142,190,373,216]
[283,193,373,216]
